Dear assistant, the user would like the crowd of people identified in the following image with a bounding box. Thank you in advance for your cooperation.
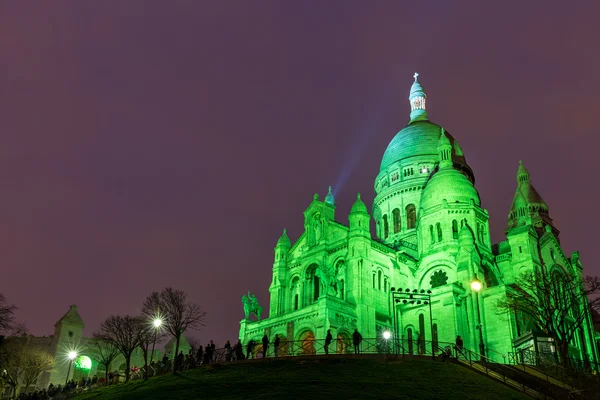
[11,329,465,399]
[15,376,100,400]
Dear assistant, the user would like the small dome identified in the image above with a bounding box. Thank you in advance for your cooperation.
[351,193,368,214]
[276,229,291,248]
[420,167,480,211]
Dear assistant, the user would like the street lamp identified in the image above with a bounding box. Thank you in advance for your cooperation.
[65,351,77,385]
[390,288,435,360]
[471,275,486,359]
[150,318,163,364]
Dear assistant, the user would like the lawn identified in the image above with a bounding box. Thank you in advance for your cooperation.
[73,357,531,400]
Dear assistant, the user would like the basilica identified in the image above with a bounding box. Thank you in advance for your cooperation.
[239,75,598,364]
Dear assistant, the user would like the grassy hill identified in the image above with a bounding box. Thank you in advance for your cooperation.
[73,357,530,400]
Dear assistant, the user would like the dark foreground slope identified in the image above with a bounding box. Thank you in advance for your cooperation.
[74,358,530,400]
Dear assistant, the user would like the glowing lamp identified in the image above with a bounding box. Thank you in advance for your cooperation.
[67,351,77,360]
[75,355,92,370]
[471,279,482,292]
[383,331,391,340]
[153,318,163,328]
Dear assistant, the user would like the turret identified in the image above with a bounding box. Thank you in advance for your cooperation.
[270,229,291,317]
[409,72,428,122]
[507,161,557,237]
[349,193,370,238]
[324,186,335,207]
[274,228,291,263]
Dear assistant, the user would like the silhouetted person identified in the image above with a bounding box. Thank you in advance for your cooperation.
[225,340,232,361]
[247,340,255,359]
[176,351,184,372]
[262,334,269,358]
[204,343,212,364]
[455,335,464,358]
[353,329,362,354]
[324,330,333,355]
[234,339,244,360]
[273,334,280,357]
[417,331,424,355]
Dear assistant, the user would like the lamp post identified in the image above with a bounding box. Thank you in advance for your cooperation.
[470,275,486,359]
[390,287,435,360]
[150,318,163,364]
[382,330,391,353]
[65,351,77,385]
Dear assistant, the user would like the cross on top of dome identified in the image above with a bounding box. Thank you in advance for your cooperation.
[413,72,419,82]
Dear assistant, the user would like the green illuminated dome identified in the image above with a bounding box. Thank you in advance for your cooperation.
[350,193,368,214]
[420,130,480,211]
[379,74,473,181]
[276,229,291,248]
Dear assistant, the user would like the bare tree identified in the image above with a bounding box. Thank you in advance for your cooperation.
[21,349,54,393]
[94,315,146,382]
[142,288,206,373]
[0,338,28,399]
[87,338,120,384]
[185,336,200,355]
[497,270,600,368]
[0,294,17,335]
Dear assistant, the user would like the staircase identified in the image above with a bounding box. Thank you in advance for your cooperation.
[452,347,596,399]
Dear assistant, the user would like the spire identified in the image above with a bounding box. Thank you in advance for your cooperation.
[516,160,530,184]
[350,193,368,214]
[325,186,335,206]
[276,228,291,248]
[437,128,452,169]
[409,72,428,123]
[508,161,553,230]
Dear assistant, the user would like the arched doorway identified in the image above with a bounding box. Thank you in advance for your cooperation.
[407,328,413,355]
[298,331,316,355]
[273,335,288,357]
[337,332,351,354]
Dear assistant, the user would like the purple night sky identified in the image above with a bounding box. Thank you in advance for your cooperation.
[1,1,599,345]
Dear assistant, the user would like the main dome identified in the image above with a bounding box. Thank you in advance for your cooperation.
[378,74,474,182]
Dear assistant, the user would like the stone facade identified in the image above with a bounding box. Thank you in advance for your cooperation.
[239,75,599,365]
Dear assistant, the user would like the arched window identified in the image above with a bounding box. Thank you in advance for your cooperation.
[407,328,413,355]
[418,314,426,354]
[432,323,438,350]
[378,270,382,290]
[291,277,300,311]
[306,265,320,304]
[392,208,401,233]
[339,280,344,300]
[406,204,416,229]
[452,220,458,239]
[383,215,389,239]
[436,222,442,242]
[373,273,376,289]
[429,225,434,244]
[384,277,387,292]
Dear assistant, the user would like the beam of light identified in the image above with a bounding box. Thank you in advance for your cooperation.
[333,74,402,196]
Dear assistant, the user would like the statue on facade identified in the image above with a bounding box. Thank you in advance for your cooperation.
[242,291,263,321]
[315,263,343,297]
